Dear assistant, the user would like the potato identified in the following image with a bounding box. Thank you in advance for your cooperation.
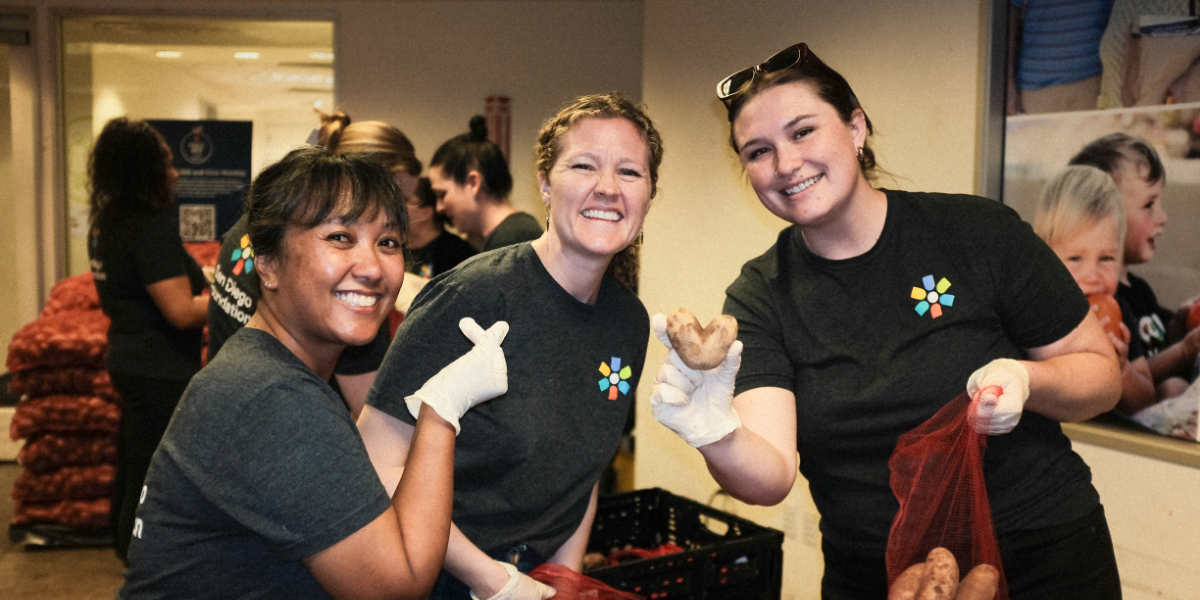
[916,547,959,600]
[665,308,738,370]
[888,562,926,600]
[955,564,999,600]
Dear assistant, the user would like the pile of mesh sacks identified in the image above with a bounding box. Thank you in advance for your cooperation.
[7,272,118,537]
[5,241,219,544]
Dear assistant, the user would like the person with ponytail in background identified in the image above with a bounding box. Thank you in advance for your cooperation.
[429,116,542,252]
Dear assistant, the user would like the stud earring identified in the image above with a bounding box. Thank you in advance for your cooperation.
[856,147,864,159]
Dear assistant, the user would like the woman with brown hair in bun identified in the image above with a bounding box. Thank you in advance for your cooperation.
[429,115,542,251]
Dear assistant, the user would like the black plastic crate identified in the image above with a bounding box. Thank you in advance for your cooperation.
[585,488,784,600]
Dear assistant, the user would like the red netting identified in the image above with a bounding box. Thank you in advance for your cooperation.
[10,498,110,530]
[10,394,120,440]
[17,432,118,474]
[7,367,117,401]
[11,464,115,503]
[5,309,110,373]
[38,273,101,319]
[184,241,221,268]
[886,391,1008,600]
[530,564,643,600]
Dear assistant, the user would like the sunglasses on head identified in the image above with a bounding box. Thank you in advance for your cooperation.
[716,43,822,108]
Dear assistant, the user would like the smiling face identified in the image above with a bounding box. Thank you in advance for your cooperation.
[1050,215,1122,297]
[1112,161,1167,266]
[429,164,481,236]
[259,207,405,354]
[732,81,868,231]
[539,117,652,263]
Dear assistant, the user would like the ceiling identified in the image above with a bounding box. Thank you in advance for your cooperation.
[63,16,334,107]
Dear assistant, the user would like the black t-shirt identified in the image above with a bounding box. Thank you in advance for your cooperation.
[368,243,648,559]
[119,327,391,600]
[481,211,543,252]
[724,189,1097,554]
[405,229,478,279]
[1117,294,1147,361]
[89,206,206,382]
[207,214,390,374]
[1117,272,1175,357]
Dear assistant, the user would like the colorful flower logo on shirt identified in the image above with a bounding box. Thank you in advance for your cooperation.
[231,234,254,275]
[911,274,954,318]
[598,357,633,401]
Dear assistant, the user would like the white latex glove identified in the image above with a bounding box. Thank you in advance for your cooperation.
[967,358,1030,435]
[469,561,555,600]
[404,317,509,434]
[649,313,743,448]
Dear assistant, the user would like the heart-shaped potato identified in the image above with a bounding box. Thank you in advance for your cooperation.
[665,308,738,370]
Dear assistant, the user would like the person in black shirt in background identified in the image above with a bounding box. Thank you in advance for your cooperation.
[87,117,209,561]
[404,176,477,280]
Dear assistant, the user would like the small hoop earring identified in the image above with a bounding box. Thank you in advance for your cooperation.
[635,229,644,247]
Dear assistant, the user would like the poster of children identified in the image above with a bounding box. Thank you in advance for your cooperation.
[1004,103,1200,441]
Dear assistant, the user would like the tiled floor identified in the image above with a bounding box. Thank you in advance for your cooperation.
[0,462,124,599]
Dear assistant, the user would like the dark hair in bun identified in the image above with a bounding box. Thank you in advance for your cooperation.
[429,115,513,200]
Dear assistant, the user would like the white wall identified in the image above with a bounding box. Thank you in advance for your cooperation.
[1074,441,1200,600]
[334,0,643,221]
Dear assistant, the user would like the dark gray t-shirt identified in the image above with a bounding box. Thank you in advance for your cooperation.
[725,189,1096,554]
[119,327,391,599]
[481,211,543,252]
[368,243,648,559]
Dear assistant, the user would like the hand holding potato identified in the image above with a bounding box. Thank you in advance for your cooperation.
[888,547,999,600]
[650,310,743,448]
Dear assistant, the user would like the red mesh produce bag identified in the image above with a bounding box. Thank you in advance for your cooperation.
[530,564,643,600]
[6,309,110,372]
[11,464,115,503]
[38,273,101,319]
[11,498,110,530]
[8,367,117,400]
[10,394,120,439]
[886,391,1008,599]
[184,240,221,268]
[17,432,118,474]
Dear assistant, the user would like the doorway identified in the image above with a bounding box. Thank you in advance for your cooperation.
[60,15,335,275]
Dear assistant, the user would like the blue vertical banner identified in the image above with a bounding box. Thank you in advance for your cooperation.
[148,120,252,241]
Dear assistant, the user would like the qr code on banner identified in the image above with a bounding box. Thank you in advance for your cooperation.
[179,204,216,242]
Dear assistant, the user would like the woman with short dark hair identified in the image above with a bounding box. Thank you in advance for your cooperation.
[120,146,509,599]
